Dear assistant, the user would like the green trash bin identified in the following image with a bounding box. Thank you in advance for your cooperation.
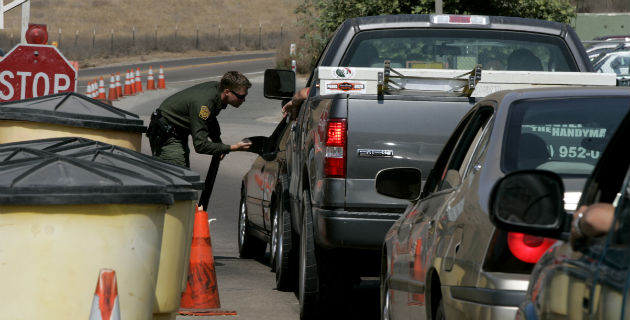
[0,92,145,151]
[0,154,173,320]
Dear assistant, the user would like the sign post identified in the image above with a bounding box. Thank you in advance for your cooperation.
[0,44,77,102]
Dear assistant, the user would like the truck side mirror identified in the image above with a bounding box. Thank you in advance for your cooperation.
[375,167,422,201]
[264,69,296,100]
[489,170,568,239]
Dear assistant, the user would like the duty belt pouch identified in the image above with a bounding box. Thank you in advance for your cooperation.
[147,111,173,155]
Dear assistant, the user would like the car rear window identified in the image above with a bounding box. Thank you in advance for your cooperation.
[340,29,578,72]
[503,96,630,175]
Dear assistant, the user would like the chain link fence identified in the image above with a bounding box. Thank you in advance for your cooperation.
[0,23,295,61]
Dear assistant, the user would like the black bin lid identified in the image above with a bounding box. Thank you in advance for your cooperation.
[50,141,203,188]
[0,147,51,162]
[0,155,173,205]
[70,150,199,200]
[0,137,203,187]
[0,92,146,132]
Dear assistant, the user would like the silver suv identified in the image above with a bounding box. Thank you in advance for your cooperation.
[376,87,630,319]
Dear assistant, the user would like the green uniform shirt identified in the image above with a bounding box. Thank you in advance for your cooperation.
[157,81,231,155]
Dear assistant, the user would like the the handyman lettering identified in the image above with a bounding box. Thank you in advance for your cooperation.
[0,71,72,100]
[525,124,607,138]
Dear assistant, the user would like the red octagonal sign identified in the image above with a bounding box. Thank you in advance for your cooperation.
[0,44,77,102]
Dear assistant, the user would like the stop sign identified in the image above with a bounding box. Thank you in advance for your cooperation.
[0,44,77,102]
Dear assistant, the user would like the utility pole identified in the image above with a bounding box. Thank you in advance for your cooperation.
[435,0,443,14]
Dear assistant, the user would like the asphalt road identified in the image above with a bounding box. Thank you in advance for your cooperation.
[79,52,380,320]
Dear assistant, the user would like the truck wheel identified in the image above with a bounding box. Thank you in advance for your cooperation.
[238,192,266,259]
[273,180,295,290]
[299,189,319,320]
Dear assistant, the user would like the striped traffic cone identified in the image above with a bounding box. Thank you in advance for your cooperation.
[92,81,99,98]
[89,269,121,320]
[129,70,136,95]
[135,67,143,93]
[97,77,106,100]
[146,66,155,90]
[115,72,123,98]
[178,207,237,316]
[157,65,166,89]
[123,71,132,96]
[108,74,118,101]
[86,81,93,97]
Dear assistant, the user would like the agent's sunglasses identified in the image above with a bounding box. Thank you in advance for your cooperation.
[230,89,247,100]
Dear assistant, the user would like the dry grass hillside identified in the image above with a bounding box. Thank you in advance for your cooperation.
[1,0,300,64]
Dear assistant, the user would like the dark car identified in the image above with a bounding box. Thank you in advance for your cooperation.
[488,95,630,317]
[237,112,296,288]
[376,87,630,319]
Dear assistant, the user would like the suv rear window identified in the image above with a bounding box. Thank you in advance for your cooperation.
[503,97,630,175]
[340,29,578,72]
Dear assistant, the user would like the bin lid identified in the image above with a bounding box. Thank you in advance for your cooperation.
[0,92,146,132]
[70,150,199,200]
[0,137,94,151]
[50,141,203,187]
[0,146,51,162]
[0,155,173,205]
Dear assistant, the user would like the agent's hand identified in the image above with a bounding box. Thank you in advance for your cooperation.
[282,100,297,120]
[231,140,252,152]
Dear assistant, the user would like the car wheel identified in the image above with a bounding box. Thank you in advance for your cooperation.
[299,189,319,320]
[274,179,295,291]
[382,285,392,320]
[270,205,280,272]
[435,297,445,320]
[238,191,266,259]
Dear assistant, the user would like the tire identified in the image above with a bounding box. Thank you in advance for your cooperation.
[434,297,445,320]
[298,189,319,320]
[273,178,295,290]
[382,284,392,320]
[238,191,267,259]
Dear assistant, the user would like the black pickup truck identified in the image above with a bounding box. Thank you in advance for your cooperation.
[253,14,597,319]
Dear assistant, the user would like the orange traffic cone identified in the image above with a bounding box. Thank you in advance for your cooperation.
[97,76,106,100]
[157,65,166,89]
[178,207,237,316]
[123,71,132,96]
[146,66,155,90]
[89,268,121,320]
[115,72,123,98]
[130,70,136,95]
[86,81,93,97]
[108,74,118,101]
[92,81,99,99]
[135,67,143,93]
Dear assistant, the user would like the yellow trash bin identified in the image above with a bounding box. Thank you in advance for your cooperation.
[0,154,173,320]
[0,92,145,151]
[0,138,204,320]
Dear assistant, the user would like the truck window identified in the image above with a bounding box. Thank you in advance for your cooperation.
[502,97,630,176]
[340,29,578,72]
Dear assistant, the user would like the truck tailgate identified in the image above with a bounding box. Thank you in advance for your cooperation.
[345,95,474,208]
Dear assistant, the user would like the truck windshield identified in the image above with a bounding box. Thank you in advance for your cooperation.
[502,97,630,176]
[341,29,578,72]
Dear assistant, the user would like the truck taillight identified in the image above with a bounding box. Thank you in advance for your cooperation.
[325,119,347,178]
[507,232,556,264]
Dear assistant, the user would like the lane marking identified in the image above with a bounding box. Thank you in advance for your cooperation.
[78,57,273,81]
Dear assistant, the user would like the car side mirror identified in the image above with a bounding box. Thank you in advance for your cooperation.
[264,69,295,100]
[375,167,422,201]
[242,136,273,156]
[489,170,567,239]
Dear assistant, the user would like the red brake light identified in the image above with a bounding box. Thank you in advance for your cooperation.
[450,16,471,24]
[326,121,346,146]
[324,119,347,178]
[507,232,556,264]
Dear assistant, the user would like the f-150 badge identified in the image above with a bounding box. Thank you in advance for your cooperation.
[357,149,394,158]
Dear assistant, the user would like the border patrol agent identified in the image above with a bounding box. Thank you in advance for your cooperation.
[147,71,252,167]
